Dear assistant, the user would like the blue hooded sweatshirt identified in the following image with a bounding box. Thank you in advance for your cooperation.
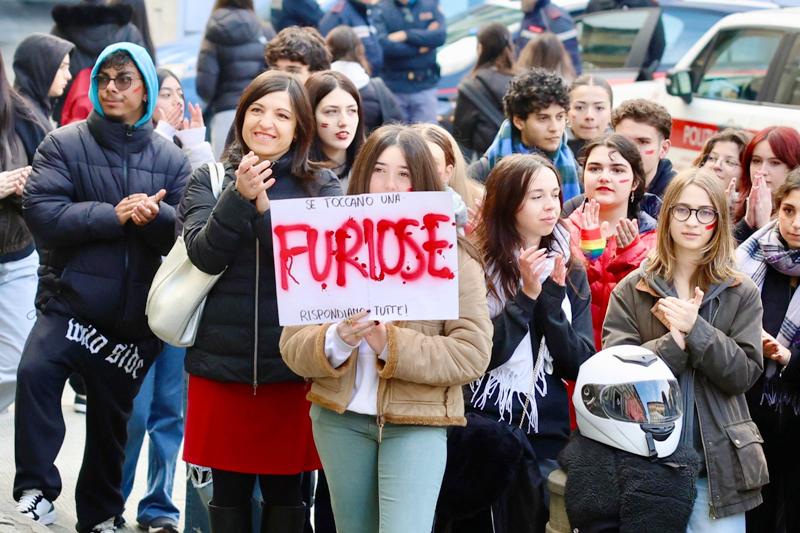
[89,42,157,128]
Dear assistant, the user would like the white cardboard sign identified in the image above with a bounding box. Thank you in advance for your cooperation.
[270,191,459,326]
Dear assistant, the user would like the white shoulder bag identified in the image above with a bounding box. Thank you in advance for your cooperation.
[146,162,226,347]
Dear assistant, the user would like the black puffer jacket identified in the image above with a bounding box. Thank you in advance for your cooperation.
[196,8,275,115]
[22,112,190,341]
[360,78,404,133]
[179,153,341,386]
[452,68,513,156]
[50,3,144,123]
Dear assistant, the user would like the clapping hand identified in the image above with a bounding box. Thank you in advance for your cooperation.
[615,218,639,249]
[155,104,184,131]
[745,173,772,229]
[659,287,704,350]
[235,151,276,214]
[581,198,610,236]
[762,330,792,366]
[520,247,548,299]
[181,102,204,130]
[0,166,31,199]
[131,189,167,226]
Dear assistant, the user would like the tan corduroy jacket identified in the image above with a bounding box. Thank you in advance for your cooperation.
[280,249,492,428]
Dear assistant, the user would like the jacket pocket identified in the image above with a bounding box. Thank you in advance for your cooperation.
[724,420,769,491]
[314,375,343,394]
[390,379,445,405]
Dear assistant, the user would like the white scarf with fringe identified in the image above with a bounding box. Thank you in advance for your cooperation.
[470,225,572,433]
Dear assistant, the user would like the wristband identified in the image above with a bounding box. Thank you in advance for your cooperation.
[580,227,606,261]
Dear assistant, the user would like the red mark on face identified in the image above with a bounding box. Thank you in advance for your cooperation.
[705,222,717,231]
[320,122,330,128]
[132,85,142,93]
[643,149,655,156]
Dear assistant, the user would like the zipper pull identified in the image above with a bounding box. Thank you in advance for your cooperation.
[377,415,385,443]
[125,125,133,138]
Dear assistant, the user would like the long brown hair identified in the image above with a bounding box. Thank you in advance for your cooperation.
[647,168,737,290]
[517,32,575,81]
[305,70,366,170]
[476,153,569,301]
[224,70,319,181]
[347,125,443,195]
[326,25,371,75]
[472,22,516,76]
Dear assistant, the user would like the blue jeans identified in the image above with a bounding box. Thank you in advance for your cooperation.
[394,88,438,124]
[310,404,447,533]
[0,250,37,412]
[687,477,745,533]
[122,344,185,525]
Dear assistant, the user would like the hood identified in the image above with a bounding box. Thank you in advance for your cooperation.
[205,7,266,46]
[331,60,370,89]
[89,42,157,128]
[13,33,74,108]
[648,158,675,198]
[51,3,135,57]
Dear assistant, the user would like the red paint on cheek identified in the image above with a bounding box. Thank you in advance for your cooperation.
[643,149,656,156]
[320,122,329,128]
[406,187,413,192]
[705,222,717,231]
[132,85,142,93]
[617,178,631,184]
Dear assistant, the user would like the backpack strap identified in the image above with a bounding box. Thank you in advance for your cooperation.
[460,78,505,129]
[208,162,225,199]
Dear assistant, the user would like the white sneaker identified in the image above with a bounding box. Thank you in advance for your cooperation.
[16,489,56,525]
[89,517,116,533]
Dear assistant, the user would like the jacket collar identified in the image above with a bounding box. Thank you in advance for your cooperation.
[86,110,154,153]
[634,263,742,301]
[647,158,675,198]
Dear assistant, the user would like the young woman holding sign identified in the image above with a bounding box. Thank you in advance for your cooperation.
[280,125,492,533]
[468,154,594,529]
[178,70,341,533]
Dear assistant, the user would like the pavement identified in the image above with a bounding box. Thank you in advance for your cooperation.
[0,388,187,533]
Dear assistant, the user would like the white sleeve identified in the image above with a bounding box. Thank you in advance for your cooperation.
[324,322,360,368]
[155,120,178,140]
[175,126,215,170]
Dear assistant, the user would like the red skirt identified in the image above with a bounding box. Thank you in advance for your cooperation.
[183,375,321,474]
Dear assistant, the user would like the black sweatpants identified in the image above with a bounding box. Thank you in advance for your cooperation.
[14,311,160,533]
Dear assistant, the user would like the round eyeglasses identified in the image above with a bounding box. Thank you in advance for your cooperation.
[670,204,718,224]
[95,74,140,91]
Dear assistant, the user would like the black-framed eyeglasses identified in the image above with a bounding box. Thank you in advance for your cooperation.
[670,204,718,224]
[95,74,140,91]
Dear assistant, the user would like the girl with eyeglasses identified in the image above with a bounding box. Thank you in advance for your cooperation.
[604,168,768,532]
[733,126,800,244]
[693,129,751,217]
[565,133,657,349]
[737,167,800,533]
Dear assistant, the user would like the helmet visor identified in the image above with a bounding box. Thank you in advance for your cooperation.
[581,379,682,424]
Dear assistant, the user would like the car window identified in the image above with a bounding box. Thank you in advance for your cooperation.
[694,29,783,102]
[774,36,800,106]
[445,5,518,44]
[659,8,724,70]
[577,10,652,69]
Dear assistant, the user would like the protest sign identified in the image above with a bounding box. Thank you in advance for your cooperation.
[270,191,459,326]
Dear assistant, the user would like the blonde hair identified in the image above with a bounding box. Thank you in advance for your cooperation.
[410,123,483,211]
[647,168,737,290]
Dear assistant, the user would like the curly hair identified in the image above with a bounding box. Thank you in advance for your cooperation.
[503,67,570,121]
[610,98,672,140]
[265,26,331,72]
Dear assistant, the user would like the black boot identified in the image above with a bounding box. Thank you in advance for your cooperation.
[209,502,251,533]
[261,505,306,533]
